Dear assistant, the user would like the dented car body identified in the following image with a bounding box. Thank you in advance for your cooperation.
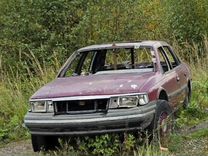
[24,41,192,151]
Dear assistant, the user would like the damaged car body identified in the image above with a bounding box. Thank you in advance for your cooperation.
[24,41,192,151]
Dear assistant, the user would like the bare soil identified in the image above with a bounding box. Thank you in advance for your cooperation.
[0,120,207,156]
[0,140,33,156]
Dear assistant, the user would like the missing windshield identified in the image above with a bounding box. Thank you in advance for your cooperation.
[62,47,155,77]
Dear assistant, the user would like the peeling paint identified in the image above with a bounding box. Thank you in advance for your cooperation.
[31,73,155,99]
[131,84,137,89]
[119,84,124,88]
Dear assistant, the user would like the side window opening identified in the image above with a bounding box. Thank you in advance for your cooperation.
[163,46,180,68]
[158,47,170,73]
[64,52,95,77]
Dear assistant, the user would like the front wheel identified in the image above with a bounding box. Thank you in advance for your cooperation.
[147,100,173,147]
[31,135,59,152]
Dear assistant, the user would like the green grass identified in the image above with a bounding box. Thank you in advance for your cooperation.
[0,68,58,143]
[0,40,208,155]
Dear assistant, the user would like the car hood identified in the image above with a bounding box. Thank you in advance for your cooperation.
[31,72,155,99]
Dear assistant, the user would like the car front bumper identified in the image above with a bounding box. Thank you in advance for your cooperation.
[24,101,156,136]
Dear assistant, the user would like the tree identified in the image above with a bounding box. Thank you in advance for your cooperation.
[166,0,208,43]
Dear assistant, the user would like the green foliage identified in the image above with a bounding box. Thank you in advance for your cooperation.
[176,80,208,127]
[1,0,208,76]
[166,0,208,43]
[190,129,208,139]
[168,132,208,155]
[72,0,168,46]
[84,135,120,156]
[0,0,88,76]
[0,56,57,143]
[0,0,208,155]
[44,134,170,156]
[168,134,183,152]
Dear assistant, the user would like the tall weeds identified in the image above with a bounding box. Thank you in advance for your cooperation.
[172,38,208,127]
[0,39,208,151]
[0,48,60,142]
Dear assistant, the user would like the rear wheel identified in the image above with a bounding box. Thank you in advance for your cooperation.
[147,100,173,147]
[31,135,59,152]
[183,85,191,109]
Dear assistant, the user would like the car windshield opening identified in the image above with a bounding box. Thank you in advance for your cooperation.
[62,47,155,77]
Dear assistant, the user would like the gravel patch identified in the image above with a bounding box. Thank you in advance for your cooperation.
[0,140,34,156]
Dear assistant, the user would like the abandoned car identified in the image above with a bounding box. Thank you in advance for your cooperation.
[24,41,192,151]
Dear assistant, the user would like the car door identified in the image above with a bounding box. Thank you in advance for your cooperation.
[158,47,181,107]
[162,46,187,105]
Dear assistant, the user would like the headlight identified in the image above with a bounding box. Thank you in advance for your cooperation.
[109,94,149,109]
[30,101,53,112]
[47,101,54,112]
[138,94,149,105]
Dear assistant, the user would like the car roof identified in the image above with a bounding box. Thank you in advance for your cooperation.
[78,40,169,52]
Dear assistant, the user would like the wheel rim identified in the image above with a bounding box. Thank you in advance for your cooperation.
[159,112,168,136]
[158,112,171,147]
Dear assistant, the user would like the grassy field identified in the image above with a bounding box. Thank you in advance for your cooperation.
[0,40,208,155]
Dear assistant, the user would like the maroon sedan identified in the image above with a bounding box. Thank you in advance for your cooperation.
[24,41,191,151]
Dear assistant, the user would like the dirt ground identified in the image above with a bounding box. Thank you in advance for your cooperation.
[0,140,33,156]
[0,121,207,156]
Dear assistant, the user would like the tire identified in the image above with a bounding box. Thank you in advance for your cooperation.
[146,100,173,147]
[31,135,59,152]
[183,85,191,109]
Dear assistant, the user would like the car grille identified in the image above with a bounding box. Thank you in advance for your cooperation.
[54,99,108,114]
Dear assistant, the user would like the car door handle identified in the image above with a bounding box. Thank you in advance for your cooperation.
[176,76,180,82]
